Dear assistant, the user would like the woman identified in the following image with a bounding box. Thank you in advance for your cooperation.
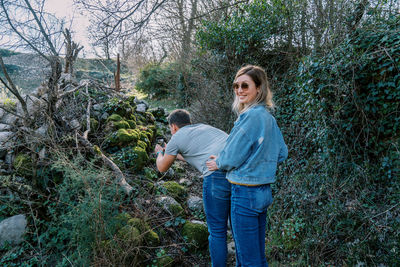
[206,65,288,266]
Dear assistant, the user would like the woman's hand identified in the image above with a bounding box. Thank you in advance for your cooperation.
[206,155,219,171]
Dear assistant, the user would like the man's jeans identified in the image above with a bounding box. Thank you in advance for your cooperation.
[230,183,273,267]
[203,170,231,267]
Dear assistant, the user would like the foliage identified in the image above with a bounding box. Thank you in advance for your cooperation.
[295,15,400,171]
[39,155,125,265]
[135,63,182,99]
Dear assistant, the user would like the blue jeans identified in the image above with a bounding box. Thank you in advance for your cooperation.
[203,170,231,267]
[230,183,273,267]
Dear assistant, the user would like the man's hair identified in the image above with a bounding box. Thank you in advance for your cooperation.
[168,109,192,128]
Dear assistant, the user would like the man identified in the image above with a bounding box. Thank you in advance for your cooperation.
[154,109,230,267]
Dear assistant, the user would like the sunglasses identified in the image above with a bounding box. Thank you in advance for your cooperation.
[232,82,249,91]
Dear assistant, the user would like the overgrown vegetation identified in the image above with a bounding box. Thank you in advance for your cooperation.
[1,0,399,265]
[134,2,399,265]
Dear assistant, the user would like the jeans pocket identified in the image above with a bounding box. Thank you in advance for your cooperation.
[250,185,272,212]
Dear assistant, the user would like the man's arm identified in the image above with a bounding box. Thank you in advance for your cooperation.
[156,153,176,172]
[154,144,176,172]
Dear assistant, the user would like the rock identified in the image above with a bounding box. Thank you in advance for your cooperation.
[79,79,90,86]
[17,95,45,115]
[59,73,74,85]
[0,132,14,158]
[35,124,48,137]
[182,220,209,250]
[5,152,14,165]
[162,181,186,202]
[0,123,12,131]
[179,178,193,187]
[0,131,13,143]
[2,114,17,125]
[227,241,236,257]
[93,103,104,111]
[156,196,184,216]
[38,148,46,160]
[136,103,147,113]
[0,109,4,119]
[69,119,80,130]
[100,112,109,121]
[187,195,203,212]
[0,214,27,246]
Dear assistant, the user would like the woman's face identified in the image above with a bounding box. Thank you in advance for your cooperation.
[233,74,259,106]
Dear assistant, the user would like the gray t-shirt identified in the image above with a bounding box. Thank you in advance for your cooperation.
[165,123,228,177]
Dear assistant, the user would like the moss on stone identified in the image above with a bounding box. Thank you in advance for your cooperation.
[114,212,133,229]
[154,255,174,266]
[108,129,140,145]
[163,181,186,202]
[169,203,184,216]
[93,145,102,156]
[145,112,156,123]
[107,113,123,122]
[114,120,130,129]
[137,140,148,150]
[117,225,142,245]
[127,218,160,246]
[129,114,137,122]
[127,119,136,128]
[90,118,99,130]
[14,153,34,177]
[132,146,149,171]
[146,230,160,246]
[182,222,209,250]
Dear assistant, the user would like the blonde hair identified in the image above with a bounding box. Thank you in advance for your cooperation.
[232,65,274,115]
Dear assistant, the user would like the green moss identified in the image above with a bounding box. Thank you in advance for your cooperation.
[128,218,149,232]
[14,153,34,177]
[114,212,133,229]
[137,140,147,150]
[90,118,99,130]
[3,98,17,111]
[93,145,102,156]
[145,230,160,246]
[163,181,186,202]
[114,120,130,129]
[127,120,137,128]
[117,225,142,245]
[105,98,134,117]
[154,255,174,266]
[145,112,156,123]
[129,114,137,122]
[108,129,139,145]
[132,146,149,171]
[182,222,209,250]
[169,203,184,216]
[107,113,123,122]
[127,218,160,246]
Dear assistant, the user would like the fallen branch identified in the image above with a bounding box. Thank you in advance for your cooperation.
[77,135,134,195]
[76,91,133,194]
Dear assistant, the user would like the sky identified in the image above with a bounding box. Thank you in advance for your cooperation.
[44,0,92,57]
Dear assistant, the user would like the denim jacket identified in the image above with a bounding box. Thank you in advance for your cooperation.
[216,105,288,185]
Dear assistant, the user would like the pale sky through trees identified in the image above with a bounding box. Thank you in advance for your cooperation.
[44,0,91,56]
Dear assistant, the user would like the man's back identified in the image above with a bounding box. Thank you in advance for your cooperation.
[165,123,228,176]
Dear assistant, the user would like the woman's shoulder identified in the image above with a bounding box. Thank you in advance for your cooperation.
[243,105,271,118]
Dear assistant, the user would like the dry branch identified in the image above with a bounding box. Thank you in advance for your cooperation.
[77,135,134,195]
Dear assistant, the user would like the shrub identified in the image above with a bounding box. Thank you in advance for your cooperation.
[135,63,180,99]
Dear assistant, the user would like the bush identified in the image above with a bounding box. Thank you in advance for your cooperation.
[294,16,400,173]
[135,63,180,99]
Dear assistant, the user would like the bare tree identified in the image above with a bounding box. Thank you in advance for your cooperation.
[75,0,168,59]
[64,28,83,75]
